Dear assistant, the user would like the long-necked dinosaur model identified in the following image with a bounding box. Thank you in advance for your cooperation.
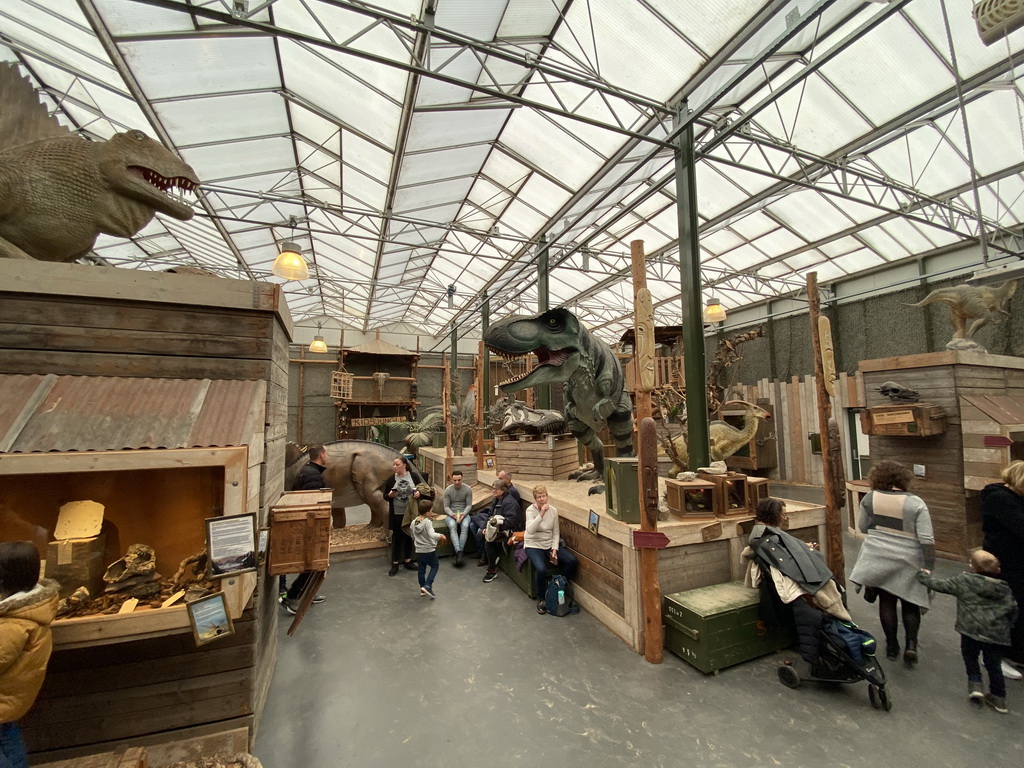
[484,308,634,491]
[285,440,425,529]
[908,280,1017,351]
[668,400,772,476]
[0,63,199,262]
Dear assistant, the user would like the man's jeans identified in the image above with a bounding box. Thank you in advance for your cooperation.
[470,520,486,559]
[445,514,471,553]
[0,721,28,768]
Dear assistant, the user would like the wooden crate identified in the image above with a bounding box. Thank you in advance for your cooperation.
[860,403,946,437]
[698,472,750,517]
[747,477,770,510]
[268,490,332,575]
[664,479,716,521]
[663,581,794,674]
[45,534,108,600]
[494,432,579,480]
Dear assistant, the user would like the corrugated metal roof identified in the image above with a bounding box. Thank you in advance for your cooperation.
[345,339,418,357]
[962,395,1024,426]
[0,375,266,454]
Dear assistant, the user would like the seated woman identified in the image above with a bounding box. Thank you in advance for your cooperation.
[524,485,578,614]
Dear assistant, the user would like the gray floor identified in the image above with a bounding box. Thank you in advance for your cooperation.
[254,509,1023,768]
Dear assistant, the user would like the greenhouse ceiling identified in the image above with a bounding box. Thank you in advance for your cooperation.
[3,0,1024,346]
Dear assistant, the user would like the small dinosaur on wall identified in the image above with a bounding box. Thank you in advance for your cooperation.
[908,279,1018,353]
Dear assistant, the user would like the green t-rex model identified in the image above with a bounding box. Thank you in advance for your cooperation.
[0,63,199,262]
[484,308,635,492]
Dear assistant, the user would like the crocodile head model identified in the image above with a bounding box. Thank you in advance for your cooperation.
[484,308,634,491]
[0,63,199,262]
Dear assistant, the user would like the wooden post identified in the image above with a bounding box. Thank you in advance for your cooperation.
[807,272,846,585]
[631,239,663,664]
[443,354,452,480]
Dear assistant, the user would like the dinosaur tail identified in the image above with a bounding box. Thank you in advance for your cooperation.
[907,289,956,308]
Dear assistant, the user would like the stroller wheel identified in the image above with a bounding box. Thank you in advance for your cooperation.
[778,664,801,689]
[879,686,892,711]
[869,684,880,709]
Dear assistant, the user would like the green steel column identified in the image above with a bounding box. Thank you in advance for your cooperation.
[537,234,550,410]
[674,103,710,469]
[450,323,458,414]
[482,296,490,439]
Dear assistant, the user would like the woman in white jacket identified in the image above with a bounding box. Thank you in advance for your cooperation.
[524,485,579,614]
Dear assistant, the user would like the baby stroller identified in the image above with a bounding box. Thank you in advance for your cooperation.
[776,594,891,711]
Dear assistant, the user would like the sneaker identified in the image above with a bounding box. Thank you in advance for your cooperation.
[969,681,984,707]
[985,693,1008,714]
[537,600,547,615]
[312,594,326,604]
[453,552,463,567]
[403,561,417,571]
[424,586,435,599]
[281,598,298,615]
[483,569,497,583]
[1002,660,1023,681]
[389,563,399,577]
[420,587,428,597]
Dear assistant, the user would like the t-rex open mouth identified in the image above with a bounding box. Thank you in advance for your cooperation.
[487,345,573,387]
[129,166,198,197]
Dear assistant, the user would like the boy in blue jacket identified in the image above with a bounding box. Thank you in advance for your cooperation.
[918,550,1018,714]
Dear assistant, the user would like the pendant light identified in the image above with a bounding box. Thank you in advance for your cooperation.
[703,297,727,324]
[309,322,328,353]
[272,240,309,280]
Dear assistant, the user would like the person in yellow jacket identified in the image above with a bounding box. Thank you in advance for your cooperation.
[0,541,59,768]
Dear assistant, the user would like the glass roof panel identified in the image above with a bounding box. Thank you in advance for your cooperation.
[95,0,194,34]
[394,177,476,211]
[406,109,510,152]
[498,0,567,37]
[181,136,295,181]
[963,93,1024,176]
[121,37,280,99]
[400,144,492,185]
[820,14,953,127]
[158,92,288,146]
[768,190,853,241]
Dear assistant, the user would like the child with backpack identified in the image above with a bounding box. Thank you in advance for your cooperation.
[917,550,1018,713]
[410,494,446,599]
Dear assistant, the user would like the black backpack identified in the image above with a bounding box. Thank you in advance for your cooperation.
[544,574,579,617]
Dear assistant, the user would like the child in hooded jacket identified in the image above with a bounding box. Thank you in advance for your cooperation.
[918,550,1018,714]
[410,495,446,599]
[0,541,59,768]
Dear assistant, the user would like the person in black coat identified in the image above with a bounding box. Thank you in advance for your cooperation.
[281,444,329,614]
[981,460,1024,680]
[474,481,522,583]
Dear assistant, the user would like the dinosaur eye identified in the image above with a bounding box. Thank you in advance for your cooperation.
[545,316,562,330]
[128,130,146,141]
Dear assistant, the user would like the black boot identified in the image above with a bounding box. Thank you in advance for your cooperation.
[903,639,919,666]
[885,641,900,661]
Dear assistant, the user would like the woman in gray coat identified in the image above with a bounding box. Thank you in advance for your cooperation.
[850,460,935,665]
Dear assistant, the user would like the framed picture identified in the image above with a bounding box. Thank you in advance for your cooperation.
[588,509,600,535]
[485,457,494,468]
[205,513,257,578]
[186,591,235,646]
[257,527,270,567]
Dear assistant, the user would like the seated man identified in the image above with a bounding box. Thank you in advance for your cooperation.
[443,470,472,567]
[473,480,522,584]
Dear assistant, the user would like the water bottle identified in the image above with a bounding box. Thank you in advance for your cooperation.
[558,589,565,606]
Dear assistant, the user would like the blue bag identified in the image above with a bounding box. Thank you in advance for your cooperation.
[544,574,579,617]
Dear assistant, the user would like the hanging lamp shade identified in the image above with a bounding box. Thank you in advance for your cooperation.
[703,297,727,323]
[309,334,328,353]
[272,240,309,280]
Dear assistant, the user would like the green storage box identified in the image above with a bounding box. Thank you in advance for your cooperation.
[604,456,641,523]
[663,581,794,674]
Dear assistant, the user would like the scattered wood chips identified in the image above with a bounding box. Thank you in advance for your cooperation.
[329,523,385,548]
[164,755,262,768]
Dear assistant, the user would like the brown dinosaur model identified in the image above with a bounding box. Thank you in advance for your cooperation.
[668,400,772,475]
[908,279,1018,351]
[0,62,199,262]
[285,440,427,529]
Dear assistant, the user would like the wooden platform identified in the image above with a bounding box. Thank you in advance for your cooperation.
[495,432,579,480]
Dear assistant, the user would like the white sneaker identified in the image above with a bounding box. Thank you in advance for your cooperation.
[1002,660,1023,681]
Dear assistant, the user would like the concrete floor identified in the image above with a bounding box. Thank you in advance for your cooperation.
[254,507,1023,768]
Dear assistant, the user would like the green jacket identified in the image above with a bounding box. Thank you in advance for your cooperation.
[916,570,1018,646]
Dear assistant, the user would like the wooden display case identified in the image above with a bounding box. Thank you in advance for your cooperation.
[268,490,332,575]
[0,447,253,649]
[860,403,946,437]
[664,478,716,521]
[698,472,751,517]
